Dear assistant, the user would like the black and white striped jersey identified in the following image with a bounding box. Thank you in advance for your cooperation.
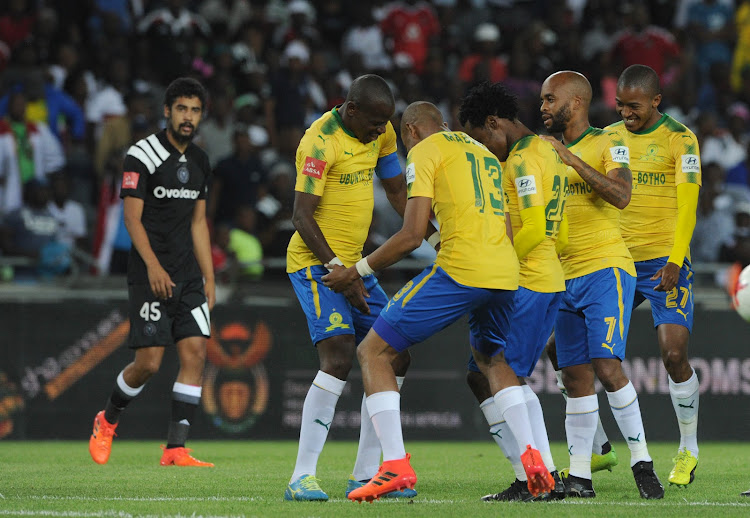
[120,130,211,284]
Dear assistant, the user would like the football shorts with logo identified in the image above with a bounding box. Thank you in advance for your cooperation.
[289,265,389,345]
[372,264,515,357]
[127,277,210,348]
[633,257,694,332]
[555,267,636,368]
[467,287,562,377]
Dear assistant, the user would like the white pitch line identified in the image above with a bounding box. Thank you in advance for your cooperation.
[0,512,245,518]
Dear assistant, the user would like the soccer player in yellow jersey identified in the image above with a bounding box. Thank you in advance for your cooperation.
[285,75,431,501]
[540,71,664,499]
[613,64,701,488]
[457,81,566,502]
[323,102,554,503]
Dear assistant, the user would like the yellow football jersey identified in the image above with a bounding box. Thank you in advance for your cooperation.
[503,135,566,292]
[563,127,636,279]
[286,108,398,272]
[406,131,519,290]
[611,115,702,262]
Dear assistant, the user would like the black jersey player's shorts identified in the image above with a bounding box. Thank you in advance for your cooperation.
[127,277,210,349]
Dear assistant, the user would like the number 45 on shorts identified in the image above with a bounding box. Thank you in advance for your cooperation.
[139,302,162,321]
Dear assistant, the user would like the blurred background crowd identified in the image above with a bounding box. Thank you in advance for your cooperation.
[0,0,749,289]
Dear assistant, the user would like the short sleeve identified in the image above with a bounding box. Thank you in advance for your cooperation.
[120,150,151,200]
[378,122,398,158]
[602,130,630,173]
[506,153,545,210]
[673,131,702,186]
[198,151,211,200]
[406,140,440,199]
[294,131,336,196]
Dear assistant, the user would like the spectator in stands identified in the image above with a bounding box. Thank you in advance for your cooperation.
[380,0,440,75]
[273,0,320,49]
[686,0,735,75]
[207,123,270,226]
[136,0,211,84]
[693,162,736,263]
[197,92,235,168]
[341,4,391,72]
[0,90,65,216]
[227,205,264,280]
[0,178,69,279]
[47,171,87,251]
[86,56,131,142]
[94,92,153,179]
[458,23,507,86]
[732,1,750,92]
[609,2,680,78]
[720,202,750,267]
[256,161,295,258]
[0,0,35,51]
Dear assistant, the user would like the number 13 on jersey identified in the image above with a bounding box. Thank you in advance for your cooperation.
[466,152,504,216]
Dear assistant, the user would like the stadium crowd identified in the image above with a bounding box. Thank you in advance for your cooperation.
[0,0,749,283]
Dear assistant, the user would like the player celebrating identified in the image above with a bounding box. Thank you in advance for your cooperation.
[323,101,554,503]
[613,64,702,487]
[539,71,664,499]
[285,75,433,501]
[88,77,215,467]
[458,81,567,502]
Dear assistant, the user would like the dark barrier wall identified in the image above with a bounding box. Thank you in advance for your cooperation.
[1,285,749,441]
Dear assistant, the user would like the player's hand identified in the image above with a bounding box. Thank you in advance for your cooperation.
[344,279,371,314]
[322,264,361,293]
[204,277,216,311]
[147,263,176,299]
[539,135,577,166]
[652,261,680,292]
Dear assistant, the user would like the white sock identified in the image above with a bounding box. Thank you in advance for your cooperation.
[367,391,405,461]
[291,371,346,481]
[480,397,526,480]
[494,386,536,451]
[352,393,381,481]
[351,376,407,481]
[557,370,609,456]
[606,381,651,466]
[593,416,610,455]
[522,385,555,472]
[566,395,599,480]
[669,369,699,458]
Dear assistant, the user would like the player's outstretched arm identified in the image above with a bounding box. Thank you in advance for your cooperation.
[123,196,175,299]
[322,196,432,293]
[191,199,215,310]
[540,135,632,209]
[381,174,440,247]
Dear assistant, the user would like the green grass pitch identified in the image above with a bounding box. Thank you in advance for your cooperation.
[1,441,749,517]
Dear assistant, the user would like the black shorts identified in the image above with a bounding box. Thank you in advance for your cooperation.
[127,277,210,349]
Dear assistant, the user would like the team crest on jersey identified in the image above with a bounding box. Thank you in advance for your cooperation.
[177,165,190,184]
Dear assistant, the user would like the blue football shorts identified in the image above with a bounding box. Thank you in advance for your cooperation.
[556,267,636,368]
[371,264,516,357]
[289,265,389,345]
[467,287,562,377]
[633,257,694,332]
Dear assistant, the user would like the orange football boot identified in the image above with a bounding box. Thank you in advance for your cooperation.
[520,445,555,497]
[159,445,215,467]
[347,453,416,503]
[89,410,117,465]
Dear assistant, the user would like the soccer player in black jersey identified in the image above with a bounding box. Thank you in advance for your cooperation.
[88,77,216,467]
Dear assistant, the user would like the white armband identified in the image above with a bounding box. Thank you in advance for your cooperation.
[325,256,344,272]
[355,257,375,277]
[427,231,441,249]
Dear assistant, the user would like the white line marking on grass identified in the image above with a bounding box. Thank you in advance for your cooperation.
[0,512,245,518]
[20,496,259,503]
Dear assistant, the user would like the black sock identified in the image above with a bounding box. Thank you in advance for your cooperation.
[601,441,612,455]
[165,392,199,449]
[103,378,139,424]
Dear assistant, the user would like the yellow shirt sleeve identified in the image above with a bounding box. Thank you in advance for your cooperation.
[294,132,338,196]
[406,140,440,199]
[513,205,546,260]
[668,182,699,266]
[378,122,398,157]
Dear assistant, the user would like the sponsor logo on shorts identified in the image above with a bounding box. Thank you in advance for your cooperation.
[324,312,350,332]
[302,156,326,179]
[144,323,157,336]
[122,172,140,189]
[515,175,538,197]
